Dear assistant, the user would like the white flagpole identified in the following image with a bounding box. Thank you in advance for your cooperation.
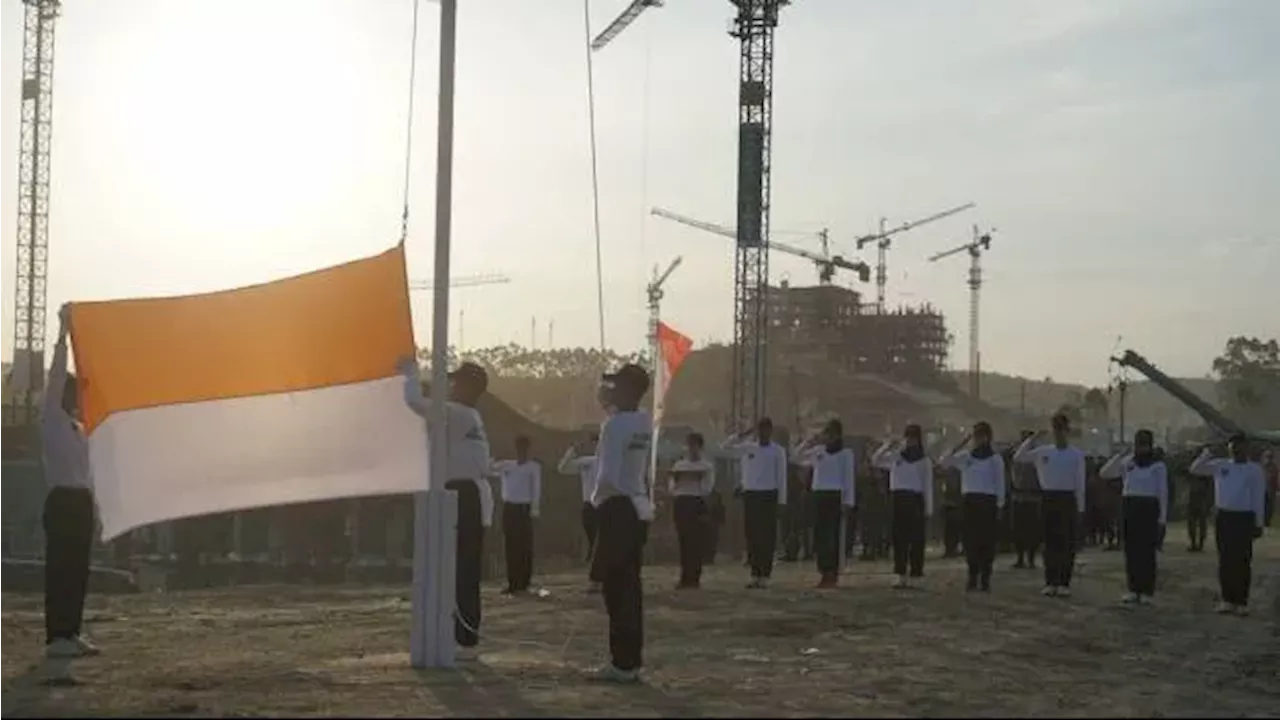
[412,0,458,670]
[649,332,663,509]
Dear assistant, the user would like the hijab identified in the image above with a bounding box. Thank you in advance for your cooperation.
[970,422,995,460]
[900,424,925,463]
[1132,429,1156,468]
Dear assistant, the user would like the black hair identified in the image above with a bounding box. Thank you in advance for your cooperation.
[515,434,531,448]
[686,432,705,449]
[1052,413,1070,430]
[974,421,993,436]
[904,423,923,440]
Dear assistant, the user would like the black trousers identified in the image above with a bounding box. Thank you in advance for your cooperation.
[446,480,484,648]
[962,494,998,581]
[1012,500,1041,563]
[590,497,648,672]
[43,486,95,644]
[742,490,779,579]
[673,495,707,587]
[502,502,533,592]
[1215,510,1257,606]
[581,501,599,561]
[1122,496,1160,595]
[1042,491,1078,588]
[942,505,963,556]
[1186,492,1211,549]
[812,491,843,576]
[891,490,926,577]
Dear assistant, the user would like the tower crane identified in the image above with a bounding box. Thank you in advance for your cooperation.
[651,207,870,284]
[853,201,976,313]
[7,0,61,427]
[407,273,511,291]
[928,225,993,399]
[590,0,663,51]
[590,0,789,427]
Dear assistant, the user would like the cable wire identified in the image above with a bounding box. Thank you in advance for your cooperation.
[400,0,422,244]
[583,0,607,351]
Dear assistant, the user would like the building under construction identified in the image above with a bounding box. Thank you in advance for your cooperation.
[766,282,951,384]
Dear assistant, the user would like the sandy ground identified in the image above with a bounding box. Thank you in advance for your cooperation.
[4,530,1278,718]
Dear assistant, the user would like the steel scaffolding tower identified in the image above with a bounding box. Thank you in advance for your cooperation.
[8,0,61,426]
[729,0,785,429]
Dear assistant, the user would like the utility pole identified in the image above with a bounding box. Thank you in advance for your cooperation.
[1117,378,1128,443]
[8,0,61,426]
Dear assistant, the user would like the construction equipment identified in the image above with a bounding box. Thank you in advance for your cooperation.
[7,0,61,426]
[651,207,870,283]
[854,202,976,313]
[928,225,993,399]
[588,0,790,427]
[590,0,663,51]
[408,274,511,291]
[1111,349,1280,445]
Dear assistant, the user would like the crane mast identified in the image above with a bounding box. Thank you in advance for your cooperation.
[731,0,785,429]
[8,0,61,426]
[928,225,992,399]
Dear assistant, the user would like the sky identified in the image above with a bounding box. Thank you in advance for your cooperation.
[1,0,1277,388]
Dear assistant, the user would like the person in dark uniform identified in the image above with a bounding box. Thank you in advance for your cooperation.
[1010,431,1042,569]
[940,464,964,559]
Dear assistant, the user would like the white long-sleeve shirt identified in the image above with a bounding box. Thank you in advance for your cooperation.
[668,458,716,497]
[493,460,541,516]
[1013,436,1086,513]
[940,450,1006,508]
[871,442,934,517]
[591,410,654,520]
[401,370,495,528]
[41,331,91,490]
[557,448,598,504]
[1190,450,1267,528]
[719,438,788,505]
[796,445,856,507]
[1099,453,1169,525]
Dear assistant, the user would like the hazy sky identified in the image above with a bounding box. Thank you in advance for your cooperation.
[1,0,1277,387]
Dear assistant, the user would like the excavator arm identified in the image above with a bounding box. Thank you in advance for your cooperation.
[1112,349,1279,445]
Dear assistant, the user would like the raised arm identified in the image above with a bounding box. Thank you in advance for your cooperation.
[1188,448,1223,477]
[793,442,822,468]
[1099,451,1130,480]
[397,357,428,418]
[42,306,71,423]
[557,447,584,475]
[870,440,897,471]
[718,432,754,458]
[1012,434,1040,465]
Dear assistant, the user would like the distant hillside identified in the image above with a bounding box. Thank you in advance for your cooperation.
[956,371,1220,432]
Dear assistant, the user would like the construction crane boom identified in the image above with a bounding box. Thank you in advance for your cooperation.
[651,207,871,283]
[928,225,993,399]
[7,0,61,426]
[855,201,976,313]
[590,0,663,51]
[1111,350,1245,437]
[408,274,511,291]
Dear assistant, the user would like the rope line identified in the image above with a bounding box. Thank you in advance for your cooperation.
[583,0,607,352]
[399,0,422,244]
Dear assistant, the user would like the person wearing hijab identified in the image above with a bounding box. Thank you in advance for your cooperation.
[1190,434,1266,616]
[939,422,1006,592]
[1013,413,1087,599]
[1099,430,1168,606]
[872,424,934,589]
[795,419,856,588]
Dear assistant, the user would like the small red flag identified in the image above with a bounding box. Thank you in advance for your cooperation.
[657,321,693,383]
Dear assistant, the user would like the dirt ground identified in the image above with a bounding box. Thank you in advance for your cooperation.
[4,528,1278,718]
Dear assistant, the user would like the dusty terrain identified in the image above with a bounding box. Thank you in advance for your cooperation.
[4,530,1278,718]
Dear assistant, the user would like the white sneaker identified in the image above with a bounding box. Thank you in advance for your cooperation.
[1056,587,1072,599]
[1041,585,1058,597]
[74,634,102,657]
[892,575,909,589]
[45,638,85,659]
[1137,594,1154,607]
[455,645,480,662]
[590,664,640,684]
[1120,592,1139,605]
[1215,601,1234,614]
[1233,604,1250,617]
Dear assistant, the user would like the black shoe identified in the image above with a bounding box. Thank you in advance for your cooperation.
[980,576,991,592]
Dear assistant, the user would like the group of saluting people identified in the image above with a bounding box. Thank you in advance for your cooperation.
[36,330,1273,685]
